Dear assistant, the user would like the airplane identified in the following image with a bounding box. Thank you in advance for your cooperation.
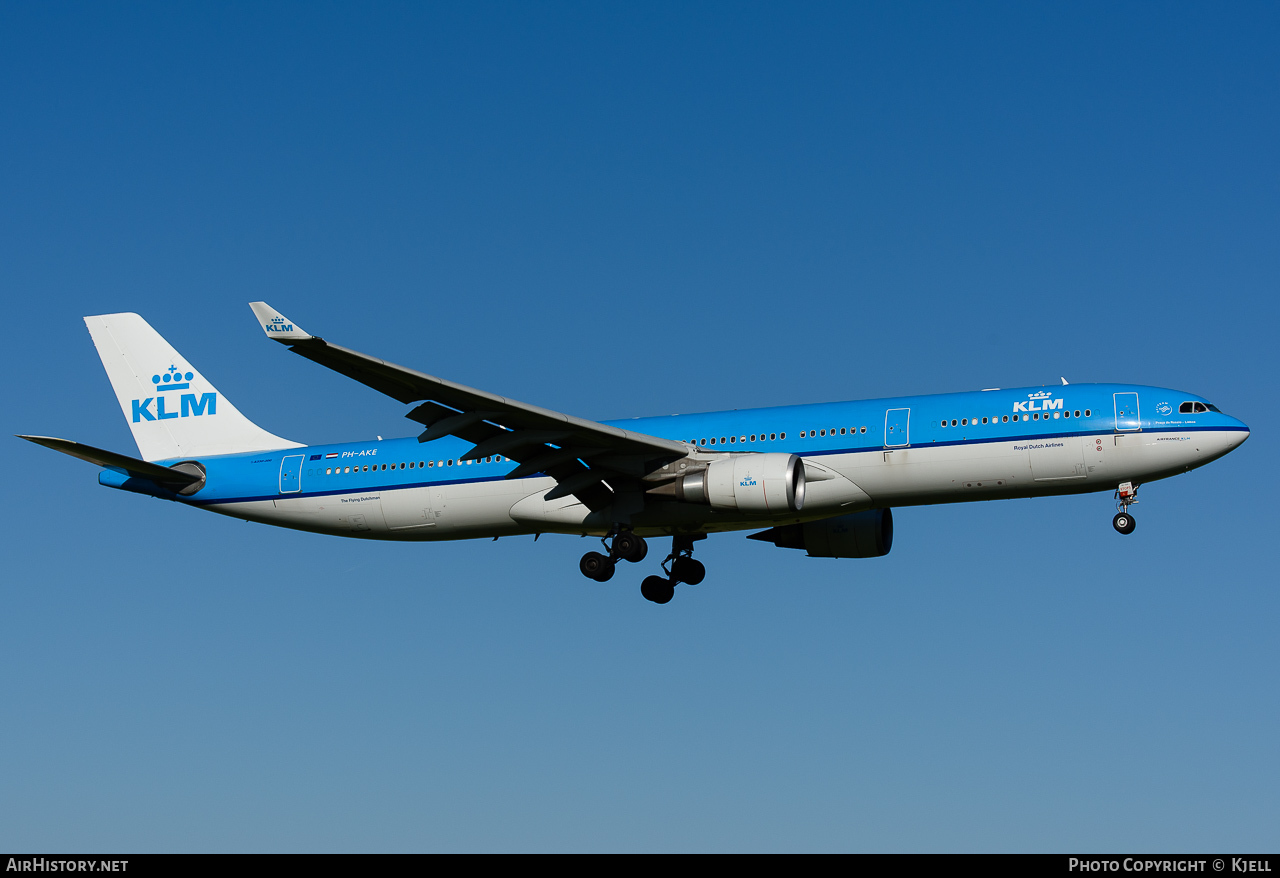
[20,304,1250,604]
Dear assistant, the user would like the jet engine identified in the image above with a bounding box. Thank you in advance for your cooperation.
[749,508,893,558]
[673,453,805,513]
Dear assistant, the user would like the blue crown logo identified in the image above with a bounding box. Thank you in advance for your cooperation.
[1028,391,1053,400]
[151,364,193,391]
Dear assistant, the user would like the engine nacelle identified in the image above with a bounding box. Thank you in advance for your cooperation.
[749,508,893,558]
[675,453,805,513]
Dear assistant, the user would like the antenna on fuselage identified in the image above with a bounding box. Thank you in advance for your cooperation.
[1061,377,1069,385]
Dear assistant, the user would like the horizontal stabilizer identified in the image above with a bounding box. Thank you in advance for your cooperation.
[17,435,202,489]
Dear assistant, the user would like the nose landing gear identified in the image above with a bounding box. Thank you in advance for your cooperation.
[1113,482,1139,534]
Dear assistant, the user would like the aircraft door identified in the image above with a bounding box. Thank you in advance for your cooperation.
[279,454,304,493]
[1114,393,1141,432]
[885,408,910,447]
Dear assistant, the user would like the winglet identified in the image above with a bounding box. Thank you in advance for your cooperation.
[249,302,312,342]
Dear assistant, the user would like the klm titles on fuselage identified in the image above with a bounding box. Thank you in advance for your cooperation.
[1013,391,1065,413]
[131,366,216,423]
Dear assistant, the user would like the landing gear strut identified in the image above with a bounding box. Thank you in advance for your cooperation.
[1113,482,1139,535]
[580,528,649,583]
[639,534,706,604]
[666,535,706,586]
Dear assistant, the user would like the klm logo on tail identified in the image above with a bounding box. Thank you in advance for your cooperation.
[131,365,217,423]
[265,316,295,334]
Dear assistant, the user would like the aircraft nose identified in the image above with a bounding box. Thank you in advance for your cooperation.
[1218,417,1249,458]
[1223,418,1250,452]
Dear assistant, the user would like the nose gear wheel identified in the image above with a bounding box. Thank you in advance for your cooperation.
[1112,482,1140,535]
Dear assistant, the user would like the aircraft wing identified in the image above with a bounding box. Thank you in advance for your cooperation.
[248,303,690,510]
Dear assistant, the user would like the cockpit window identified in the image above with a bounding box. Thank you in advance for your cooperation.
[1207,403,1221,413]
[1179,402,1194,413]
[1180,401,1213,414]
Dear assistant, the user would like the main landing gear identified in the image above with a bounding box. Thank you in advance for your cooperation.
[1112,481,1139,535]
[579,529,649,583]
[580,532,706,604]
[640,534,706,604]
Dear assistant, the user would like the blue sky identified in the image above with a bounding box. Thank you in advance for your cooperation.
[2,3,1277,851]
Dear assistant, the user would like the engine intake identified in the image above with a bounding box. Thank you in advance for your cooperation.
[749,508,893,558]
[674,454,805,513]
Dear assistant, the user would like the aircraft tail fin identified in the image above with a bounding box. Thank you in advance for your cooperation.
[84,312,301,461]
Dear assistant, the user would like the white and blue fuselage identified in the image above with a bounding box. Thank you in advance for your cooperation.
[102,383,1248,541]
